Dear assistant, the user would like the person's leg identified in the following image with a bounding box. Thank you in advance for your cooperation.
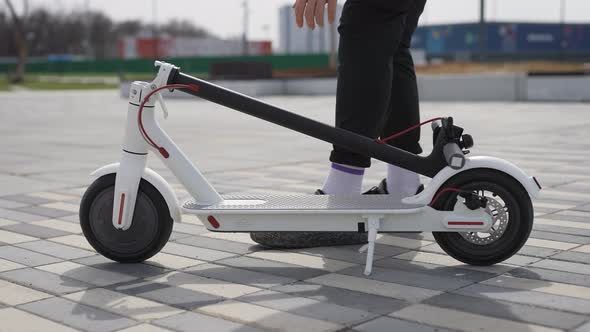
[322,163,365,194]
[251,1,408,249]
[322,0,407,195]
[329,1,407,170]
[381,0,427,197]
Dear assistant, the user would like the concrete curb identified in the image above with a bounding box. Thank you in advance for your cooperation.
[120,74,590,102]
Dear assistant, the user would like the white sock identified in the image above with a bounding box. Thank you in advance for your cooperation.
[322,163,365,194]
[387,164,420,197]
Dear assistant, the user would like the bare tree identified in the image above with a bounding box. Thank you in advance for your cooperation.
[161,19,210,38]
[4,0,28,83]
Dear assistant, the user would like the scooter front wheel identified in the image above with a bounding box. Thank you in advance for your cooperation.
[79,174,173,263]
[432,169,534,266]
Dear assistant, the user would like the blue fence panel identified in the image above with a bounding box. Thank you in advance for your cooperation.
[487,23,518,53]
[413,22,590,58]
[415,24,480,56]
[563,24,590,52]
[515,23,562,53]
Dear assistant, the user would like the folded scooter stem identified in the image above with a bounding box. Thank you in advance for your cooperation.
[169,71,448,178]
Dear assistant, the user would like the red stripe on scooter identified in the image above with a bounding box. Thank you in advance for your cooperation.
[207,216,220,229]
[118,193,125,225]
[448,221,484,226]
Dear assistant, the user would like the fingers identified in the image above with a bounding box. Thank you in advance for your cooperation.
[315,0,325,27]
[327,0,337,24]
[293,0,306,28]
[294,0,335,29]
[304,0,317,29]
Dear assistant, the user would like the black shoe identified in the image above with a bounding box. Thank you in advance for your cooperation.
[363,179,425,196]
[250,189,368,249]
[364,179,389,195]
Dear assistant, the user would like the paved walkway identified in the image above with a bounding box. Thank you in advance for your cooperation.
[0,90,590,332]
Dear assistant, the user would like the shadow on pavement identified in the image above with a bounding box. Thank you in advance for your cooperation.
[54,231,563,332]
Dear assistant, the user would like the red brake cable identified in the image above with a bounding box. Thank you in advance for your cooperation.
[375,117,467,206]
[429,188,465,207]
[376,117,443,144]
[137,84,199,158]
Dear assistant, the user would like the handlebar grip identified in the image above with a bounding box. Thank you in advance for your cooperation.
[443,143,466,170]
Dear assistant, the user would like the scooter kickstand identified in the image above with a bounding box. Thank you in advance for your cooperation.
[364,215,383,276]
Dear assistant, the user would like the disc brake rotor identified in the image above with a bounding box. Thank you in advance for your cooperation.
[459,196,509,245]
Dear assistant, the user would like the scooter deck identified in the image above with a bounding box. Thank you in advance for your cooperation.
[183,194,425,215]
[181,194,491,234]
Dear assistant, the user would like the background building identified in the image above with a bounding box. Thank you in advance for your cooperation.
[119,35,272,59]
[278,4,343,54]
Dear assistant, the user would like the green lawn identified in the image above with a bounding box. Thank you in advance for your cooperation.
[0,72,207,91]
[19,81,118,90]
[0,77,117,91]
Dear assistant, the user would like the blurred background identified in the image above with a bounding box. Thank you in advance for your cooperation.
[1,0,590,100]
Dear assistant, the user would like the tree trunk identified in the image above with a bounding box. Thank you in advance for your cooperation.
[5,0,28,83]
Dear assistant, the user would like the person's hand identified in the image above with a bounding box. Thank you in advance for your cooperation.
[293,0,337,29]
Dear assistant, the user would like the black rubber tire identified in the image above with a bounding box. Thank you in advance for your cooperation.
[432,169,534,266]
[79,174,173,263]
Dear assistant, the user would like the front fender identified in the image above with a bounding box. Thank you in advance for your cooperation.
[91,163,182,223]
[403,156,541,205]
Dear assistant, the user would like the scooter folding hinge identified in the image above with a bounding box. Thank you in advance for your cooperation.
[362,215,383,276]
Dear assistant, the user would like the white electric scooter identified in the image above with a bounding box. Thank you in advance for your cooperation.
[80,61,541,275]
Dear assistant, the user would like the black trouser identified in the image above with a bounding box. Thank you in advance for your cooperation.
[330,0,427,168]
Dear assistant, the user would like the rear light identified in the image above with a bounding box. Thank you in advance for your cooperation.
[207,216,220,229]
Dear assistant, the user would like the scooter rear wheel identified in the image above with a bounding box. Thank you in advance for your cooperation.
[79,174,173,263]
[432,169,533,266]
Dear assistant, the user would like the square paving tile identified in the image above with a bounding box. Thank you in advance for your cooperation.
[0,199,28,209]
[153,311,265,332]
[175,235,259,255]
[0,279,53,306]
[0,267,92,295]
[391,303,561,332]
[14,205,75,219]
[423,292,587,330]
[185,262,296,289]
[197,300,342,332]
[64,288,184,321]
[0,307,79,332]
[271,281,410,315]
[161,242,237,262]
[111,280,223,311]
[505,266,590,288]
[74,256,170,279]
[216,256,329,281]
[0,257,26,272]
[2,223,70,239]
[0,246,62,266]
[0,208,47,222]
[452,283,590,315]
[37,261,138,287]
[238,289,376,325]
[19,297,137,332]
[354,316,455,332]
[0,195,54,205]
[16,240,94,260]
[0,229,37,244]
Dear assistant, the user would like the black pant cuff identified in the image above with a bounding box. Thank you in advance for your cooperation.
[330,150,371,168]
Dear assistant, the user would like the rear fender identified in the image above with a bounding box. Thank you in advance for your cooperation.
[403,156,541,206]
